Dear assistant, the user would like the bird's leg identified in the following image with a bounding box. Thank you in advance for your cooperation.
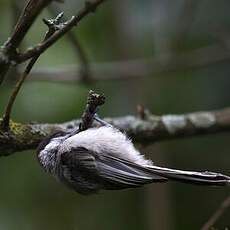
[94,114,113,127]
[67,127,80,137]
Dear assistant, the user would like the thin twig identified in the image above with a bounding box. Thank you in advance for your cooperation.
[0,0,55,84]
[15,0,107,63]
[11,0,22,33]
[201,195,230,230]
[79,90,105,131]
[9,0,22,82]
[5,0,55,50]
[1,12,65,131]
[48,4,91,83]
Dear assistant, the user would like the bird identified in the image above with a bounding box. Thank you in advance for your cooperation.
[37,117,230,195]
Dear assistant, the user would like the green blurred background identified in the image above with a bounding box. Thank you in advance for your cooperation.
[0,0,230,229]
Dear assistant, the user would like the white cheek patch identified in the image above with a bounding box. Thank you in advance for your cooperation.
[38,137,64,173]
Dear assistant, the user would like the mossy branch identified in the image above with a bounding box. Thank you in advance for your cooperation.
[1,107,230,156]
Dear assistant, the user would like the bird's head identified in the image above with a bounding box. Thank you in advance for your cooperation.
[37,130,73,173]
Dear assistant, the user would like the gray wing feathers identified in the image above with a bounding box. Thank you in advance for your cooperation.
[60,147,167,193]
[97,155,167,189]
[147,165,230,186]
[99,154,230,186]
[60,147,229,195]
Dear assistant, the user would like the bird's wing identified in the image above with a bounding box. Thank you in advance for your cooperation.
[60,147,98,181]
[100,154,230,186]
[60,147,167,191]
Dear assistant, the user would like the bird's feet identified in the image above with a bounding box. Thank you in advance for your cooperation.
[93,114,113,127]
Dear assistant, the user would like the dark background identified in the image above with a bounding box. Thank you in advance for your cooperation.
[0,0,229,229]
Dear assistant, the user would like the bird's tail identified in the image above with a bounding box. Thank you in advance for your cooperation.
[147,165,230,186]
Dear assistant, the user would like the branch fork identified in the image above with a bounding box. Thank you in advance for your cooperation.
[1,12,67,131]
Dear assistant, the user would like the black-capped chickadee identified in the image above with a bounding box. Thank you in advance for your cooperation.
[37,118,230,195]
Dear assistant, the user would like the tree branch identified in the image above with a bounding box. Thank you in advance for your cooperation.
[6,0,54,50]
[79,90,105,131]
[15,0,107,63]
[48,4,91,83]
[1,12,65,131]
[201,195,230,230]
[0,0,57,84]
[1,107,230,156]
[20,44,230,83]
[11,0,22,33]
